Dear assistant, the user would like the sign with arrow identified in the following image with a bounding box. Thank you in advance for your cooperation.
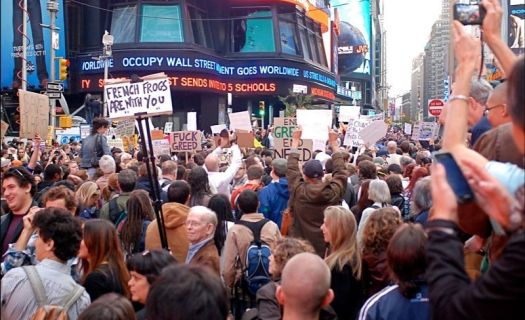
[47,82,64,92]
[46,92,61,99]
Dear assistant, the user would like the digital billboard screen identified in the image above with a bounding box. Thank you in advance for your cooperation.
[1,0,67,89]
[508,0,524,55]
[331,0,372,76]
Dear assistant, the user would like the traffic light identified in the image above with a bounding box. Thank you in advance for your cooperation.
[259,101,265,116]
[59,58,70,81]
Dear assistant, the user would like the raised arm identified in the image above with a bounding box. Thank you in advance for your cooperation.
[27,134,41,170]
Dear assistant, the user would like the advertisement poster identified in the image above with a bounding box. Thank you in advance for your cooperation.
[508,0,525,55]
[331,0,371,76]
[1,0,67,89]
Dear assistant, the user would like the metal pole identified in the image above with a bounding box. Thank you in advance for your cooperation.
[48,0,58,130]
[21,0,27,91]
[103,58,109,117]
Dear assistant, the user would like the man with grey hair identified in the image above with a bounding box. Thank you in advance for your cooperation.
[185,206,220,275]
[386,141,402,166]
[468,78,494,145]
[410,176,432,224]
[276,252,334,320]
[96,154,116,191]
[258,158,289,228]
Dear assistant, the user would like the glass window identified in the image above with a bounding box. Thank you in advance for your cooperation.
[278,14,299,55]
[189,6,213,48]
[232,9,275,53]
[111,6,137,43]
[140,5,184,42]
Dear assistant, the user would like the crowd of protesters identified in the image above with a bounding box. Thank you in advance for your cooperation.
[1,1,524,319]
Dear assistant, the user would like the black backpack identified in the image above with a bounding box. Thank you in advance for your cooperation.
[108,197,127,227]
[236,219,272,296]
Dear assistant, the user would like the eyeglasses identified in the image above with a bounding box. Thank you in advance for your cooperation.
[485,104,505,113]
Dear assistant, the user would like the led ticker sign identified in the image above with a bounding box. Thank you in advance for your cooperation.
[76,51,336,88]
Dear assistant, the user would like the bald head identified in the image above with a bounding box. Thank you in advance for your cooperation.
[205,153,219,172]
[278,253,333,315]
[486,82,510,127]
[387,141,397,153]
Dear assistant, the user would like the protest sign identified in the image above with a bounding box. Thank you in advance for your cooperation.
[18,90,50,139]
[107,138,124,150]
[272,117,313,161]
[80,125,91,139]
[104,75,173,120]
[338,106,361,122]
[187,112,197,131]
[55,127,81,144]
[115,119,136,137]
[411,123,420,140]
[211,124,227,134]
[228,111,252,132]
[359,120,388,146]
[312,139,327,152]
[236,131,255,148]
[404,123,412,135]
[151,130,165,140]
[170,131,202,152]
[164,122,173,134]
[296,109,332,141]
[417,122,439,141]
[1,120,8,138]
[152,139,171,156]
[343,118,370,147]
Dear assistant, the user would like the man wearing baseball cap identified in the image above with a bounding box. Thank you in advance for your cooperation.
[286,127,348,257]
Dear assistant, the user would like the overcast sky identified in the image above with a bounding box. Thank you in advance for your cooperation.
[384,0,443,96]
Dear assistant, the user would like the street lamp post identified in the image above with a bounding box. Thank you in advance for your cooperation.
[101,30,113,118]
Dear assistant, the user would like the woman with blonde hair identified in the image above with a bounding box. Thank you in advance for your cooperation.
[361,208,402,297]
[76,181,101,220]
[321,206,364,320]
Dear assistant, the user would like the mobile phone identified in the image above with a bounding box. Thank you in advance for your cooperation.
[433,152,475,203]
[453,3,486,25]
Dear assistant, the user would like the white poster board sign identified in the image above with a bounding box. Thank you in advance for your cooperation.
[187,112,197,131]
[338,106,361,122]
[164,122,173,134]
[18,90,50,139]
[80,125,91,139]
[115,119,136,137]
[152,139,171,156]
[211,124,227,134]
[411,124,420,140]
[228,111,252,132]
[404,123,412,135]
[296,109,332,141]
[417,122,439,141]
[343,118,371,147]
[359,120,388,146]
[107,138,124,150]
[104,76,173,119]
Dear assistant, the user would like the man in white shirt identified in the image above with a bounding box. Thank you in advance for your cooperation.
[385,141,402,166]
[205,133,242,198]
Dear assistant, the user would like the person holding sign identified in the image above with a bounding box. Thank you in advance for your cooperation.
[286,126,349,257]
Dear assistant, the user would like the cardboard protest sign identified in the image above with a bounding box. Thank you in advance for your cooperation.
[105,75,173,119]
[338,106,361,122]
[170,131,202,152]
[107,138,124,150]
[115,119,136,137]
[236,131,255,148]
[228,111,252,132]
[80,125,91,139]
[296,109,332,141]
[153,139,171,156]
[18,90,50,139]
[1,120,9,138]
[343,118,370,147]
[211,124,227,134]
[404,123,412,135]
[187,112,197,131]
[272,117,313,162]
[164,122,173,134]
[417,122,439,141]
[359,120,388,146]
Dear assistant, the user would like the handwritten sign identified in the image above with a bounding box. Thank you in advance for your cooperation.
[18,90,50,139]
[338,106,361,122]
[150,130,165,140]
[80,125,91,139]
[411,123,420,140]
[211,124,227,134]
[296,109,332,141]
[107,138,124,150]
[170,131,202,152]
[272,117,312,161]
[417,122,439,141]
[105,76,173,119]
[228,111,252,132]
[115,119,136,137]
[187,112,197,131]
[404,123,412,135]
[164,122,173,133]
[153,139,171,156]
[343,118,370,147]
[359,120,388,146]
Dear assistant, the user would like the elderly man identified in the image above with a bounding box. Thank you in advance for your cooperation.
[185,206,220,275]
[276,252,334,320]
[385,141,402,166]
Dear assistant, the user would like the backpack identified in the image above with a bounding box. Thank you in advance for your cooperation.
[236,219,271,296]
[23,266,85,320]
[109,197,127,227]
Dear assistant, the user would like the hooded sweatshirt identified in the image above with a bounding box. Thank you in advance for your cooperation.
[145,202,189,263]
[259,177,290,228]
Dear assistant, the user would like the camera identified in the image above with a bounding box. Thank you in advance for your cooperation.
[453,3,486,25]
